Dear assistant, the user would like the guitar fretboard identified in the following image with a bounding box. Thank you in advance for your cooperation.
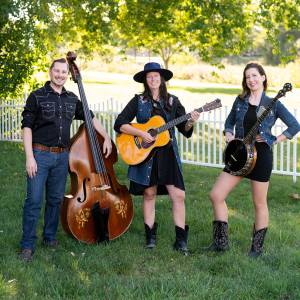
[157,107,204,134]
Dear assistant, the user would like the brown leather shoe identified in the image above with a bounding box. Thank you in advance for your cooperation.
[43,240,58,249]
[19,249,33,262]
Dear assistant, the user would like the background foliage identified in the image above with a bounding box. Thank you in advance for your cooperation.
[1,0,300,100]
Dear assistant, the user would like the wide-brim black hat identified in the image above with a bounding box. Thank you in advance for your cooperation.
[133,62,173,83]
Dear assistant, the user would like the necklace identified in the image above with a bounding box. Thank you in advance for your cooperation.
[153,94,160,101]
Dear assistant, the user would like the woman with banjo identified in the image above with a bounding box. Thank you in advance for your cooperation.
[205,62,300,257]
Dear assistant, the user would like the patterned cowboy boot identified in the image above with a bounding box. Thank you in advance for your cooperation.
[204,220,229,251]
[144,222,158,250]
[173,225,189,255]
[248,224,268,258]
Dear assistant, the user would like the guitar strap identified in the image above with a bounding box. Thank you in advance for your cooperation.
[257,95,271,118]
[251,95,271,144]
[170,95,179,120]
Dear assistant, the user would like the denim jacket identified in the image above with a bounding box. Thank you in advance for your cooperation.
[224,92,300,147]
[115,94,192,185]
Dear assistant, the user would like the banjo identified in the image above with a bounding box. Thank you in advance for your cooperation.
[223,83,292,176]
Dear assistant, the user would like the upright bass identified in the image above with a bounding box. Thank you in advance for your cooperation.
[60,51,133,244]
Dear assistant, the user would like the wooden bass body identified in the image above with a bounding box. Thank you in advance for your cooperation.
[60,123,134,244]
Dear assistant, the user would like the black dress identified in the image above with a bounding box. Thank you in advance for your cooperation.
[129,99,185,195]
[224,103,273,182]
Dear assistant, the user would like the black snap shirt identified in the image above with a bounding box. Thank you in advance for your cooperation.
[21,81,94,147]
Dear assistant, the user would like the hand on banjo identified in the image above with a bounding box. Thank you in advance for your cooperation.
[225,132,234,144]
[255,134,264,143]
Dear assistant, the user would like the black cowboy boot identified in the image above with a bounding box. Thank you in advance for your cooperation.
[145,222,158,250]
[248,225,268,258]
[204,220,229,251]
[173,225,189,255]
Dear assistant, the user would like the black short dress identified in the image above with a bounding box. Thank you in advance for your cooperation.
[129,99,185,195]
[223,103,273,182]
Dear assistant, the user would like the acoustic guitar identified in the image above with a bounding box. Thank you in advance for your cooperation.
[223,83,292,176]
[116,99,222,166]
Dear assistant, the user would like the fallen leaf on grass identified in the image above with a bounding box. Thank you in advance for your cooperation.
[290,193,299,199]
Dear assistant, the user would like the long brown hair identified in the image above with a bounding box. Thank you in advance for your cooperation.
[238,63,268,100]
[142,74,171,112]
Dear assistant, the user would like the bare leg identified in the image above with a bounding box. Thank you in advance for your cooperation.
[210,172,243,222]
[251,180,269,230]
[143,186,157,228]
[166,185,185,228]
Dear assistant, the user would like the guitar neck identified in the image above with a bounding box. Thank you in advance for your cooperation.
[157,107,204,133]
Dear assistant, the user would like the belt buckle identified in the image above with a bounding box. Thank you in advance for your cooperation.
[49,147,59,152]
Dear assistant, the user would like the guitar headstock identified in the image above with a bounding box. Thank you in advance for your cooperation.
[277,83,292,99]
[66,51,81,83]
[202,99,222,112]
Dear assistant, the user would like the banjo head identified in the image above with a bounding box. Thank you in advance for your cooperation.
[223,139,249,174]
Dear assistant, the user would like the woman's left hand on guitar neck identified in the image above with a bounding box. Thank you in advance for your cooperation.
[185,109,200,131]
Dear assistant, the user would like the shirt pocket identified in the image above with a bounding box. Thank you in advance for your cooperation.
[65,103,76,119]
[264,110,276,127]
[40,102,55,118]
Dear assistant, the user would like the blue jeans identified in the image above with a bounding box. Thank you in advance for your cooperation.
[20,148,69,251]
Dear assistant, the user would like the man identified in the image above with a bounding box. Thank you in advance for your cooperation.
[19,58,112,262]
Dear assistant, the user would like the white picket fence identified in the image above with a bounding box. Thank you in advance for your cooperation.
[1,96,299,182]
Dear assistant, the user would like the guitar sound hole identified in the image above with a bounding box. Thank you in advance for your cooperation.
[148,128,158,137]
[141,128,157,149]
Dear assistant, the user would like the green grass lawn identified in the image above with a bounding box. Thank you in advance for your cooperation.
[0,141,299,299]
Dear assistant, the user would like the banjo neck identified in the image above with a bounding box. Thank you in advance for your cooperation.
[243,83,292,145]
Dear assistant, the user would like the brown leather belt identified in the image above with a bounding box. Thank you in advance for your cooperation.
[32,143,70,153]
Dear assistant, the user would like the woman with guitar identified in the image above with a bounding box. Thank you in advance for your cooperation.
[114,62,200,255]
[206,62,300,257]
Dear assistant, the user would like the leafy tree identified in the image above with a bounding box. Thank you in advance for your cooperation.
[1,0,299,99]
[184,0,253,63]
[116,0,253,68]
[116,0,186,69]
[257,0,300,64]
[0,0,59,99]
[0,0,118,100]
